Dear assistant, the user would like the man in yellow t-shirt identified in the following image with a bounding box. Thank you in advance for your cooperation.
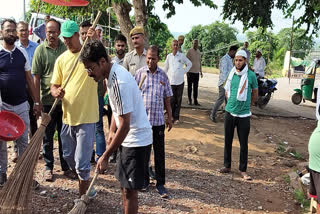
[50,20,98,197]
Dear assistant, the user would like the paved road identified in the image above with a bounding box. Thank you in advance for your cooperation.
[180,73,318,119]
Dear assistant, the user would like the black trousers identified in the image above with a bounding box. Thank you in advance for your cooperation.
[145,125,166,186]
[171,83,184,120]
[42,105,69,171]
[187,72,199,104]
[224,112,250,172]
[27,93,37,137]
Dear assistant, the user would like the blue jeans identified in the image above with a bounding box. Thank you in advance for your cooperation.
[60,123,95,180]
[0,101,30,174]
[96,96,106,157]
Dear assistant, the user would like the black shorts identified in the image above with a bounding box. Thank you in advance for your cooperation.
[309,168,320,204]
[115,145,151,190]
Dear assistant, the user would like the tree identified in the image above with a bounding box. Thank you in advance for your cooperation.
[184,22,238,66]
[222,0,320,35]
[245,28,277,64]
[147,14,173,59]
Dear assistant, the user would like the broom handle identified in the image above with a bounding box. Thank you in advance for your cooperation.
[48,11,102,116]
[138,74,147,89]
[86,172,99,196]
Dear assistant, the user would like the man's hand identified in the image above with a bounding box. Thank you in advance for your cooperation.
[166,117,173,132]
[33,103,42,119]
[200,72,203,78]
[51,87,65,99]
[87,27,98,40]
[96,154,109,174]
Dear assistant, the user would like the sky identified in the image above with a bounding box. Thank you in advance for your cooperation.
[0,0,306,40]
[153,0,305,39]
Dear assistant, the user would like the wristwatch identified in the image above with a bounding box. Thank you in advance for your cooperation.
[34,102,40,106]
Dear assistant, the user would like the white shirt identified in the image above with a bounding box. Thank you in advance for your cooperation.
[253,57,266,77]
[163,52,192,85]
[317,82,320,120]
[107,63,152,147]
[218,53,234,86]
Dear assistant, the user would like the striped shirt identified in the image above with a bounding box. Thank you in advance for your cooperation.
[135,66,173,126]
[107,63,152,147]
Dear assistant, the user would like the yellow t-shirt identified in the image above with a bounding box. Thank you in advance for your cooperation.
[51,50,98,126]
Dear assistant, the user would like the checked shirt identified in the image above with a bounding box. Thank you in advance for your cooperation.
[135,66,173,126]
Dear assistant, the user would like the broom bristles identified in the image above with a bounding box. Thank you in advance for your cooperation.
[0,114,51,214]
[68,195,89,214]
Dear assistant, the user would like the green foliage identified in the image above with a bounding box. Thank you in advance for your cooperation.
[222,0,320,36]
[184,22,238,67]
[245,28,277,64]
[161,0,217,18]
[282,174,290,184]
[147,15,173,59]
[293,189,310,209]
[275,28,314,59]
[222,0,288,31]
[28,0,119,41]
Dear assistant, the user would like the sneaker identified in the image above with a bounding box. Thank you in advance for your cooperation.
[156,185,168,198]
[149,166,156,180]
[88,186,97,199]
[174,120,180,125]
[63,170,78,180]
[0,173,7,187]
[209,115,217,123]
[194,102,201,106]
[44,170,53,182]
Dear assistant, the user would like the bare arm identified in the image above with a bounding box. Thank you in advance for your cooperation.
[251,88,258,105]
[96,113,131,173]
[33,74,41,106]
[26,71,41,117]
[164,97,173,131]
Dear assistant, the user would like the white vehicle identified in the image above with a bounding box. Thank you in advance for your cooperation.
[29,13,66,43]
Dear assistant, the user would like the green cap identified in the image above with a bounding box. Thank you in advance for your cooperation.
[61,20,79,38]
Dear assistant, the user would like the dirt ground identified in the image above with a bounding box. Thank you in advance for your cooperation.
[3,107,316,214]
[2,73,318,213]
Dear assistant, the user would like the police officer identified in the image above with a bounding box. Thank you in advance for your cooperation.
[123,26,147,76]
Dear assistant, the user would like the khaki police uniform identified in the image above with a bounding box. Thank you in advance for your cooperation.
[123,49,147,76]
[123,26,147,76]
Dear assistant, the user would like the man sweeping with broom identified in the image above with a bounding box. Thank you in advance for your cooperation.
[80,39,152,214]
[50,20,99,197]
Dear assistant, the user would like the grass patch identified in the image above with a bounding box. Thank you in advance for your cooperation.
[53,131,58,141]
[282,174,290,184]
[294,189,310,209]
[276,143,286,155]
[290,151,305,160]
[202,66,219,74]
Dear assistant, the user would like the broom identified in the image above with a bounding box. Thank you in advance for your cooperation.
[0,11,102,214]
[67,75,147,214]
[68,172,99,214]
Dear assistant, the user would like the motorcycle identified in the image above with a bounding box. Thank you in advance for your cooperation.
[256,75,278,109]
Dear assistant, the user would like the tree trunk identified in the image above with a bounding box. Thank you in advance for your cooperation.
[112,1,134,50]
[132,0,149,46]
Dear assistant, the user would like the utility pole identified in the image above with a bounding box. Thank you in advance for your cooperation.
[23,0,26,20]
[288,16,294,84]
[107,7,112,55]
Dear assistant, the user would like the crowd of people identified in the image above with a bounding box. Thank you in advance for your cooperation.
[0,15,319,214]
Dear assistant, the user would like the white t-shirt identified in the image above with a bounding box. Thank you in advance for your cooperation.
[107,63,152,147]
